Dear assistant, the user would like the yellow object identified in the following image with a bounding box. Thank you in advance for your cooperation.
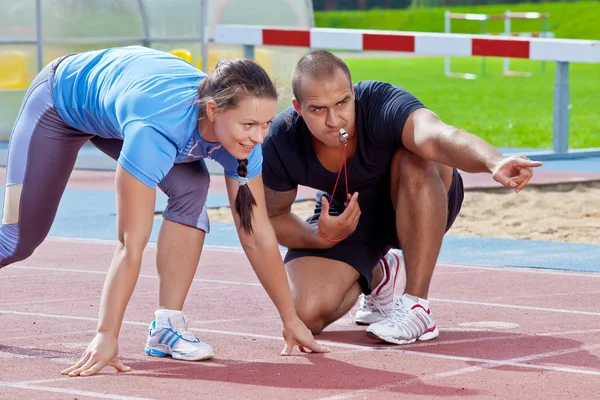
[196,48,273,76]
[172,47,273,77]
[169,48,193,64]
[206,49,241,73]
[0,51,29,90]
[254,48,273,78]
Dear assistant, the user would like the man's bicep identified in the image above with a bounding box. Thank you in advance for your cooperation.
[264,186,297,217]
[402,108,449,156]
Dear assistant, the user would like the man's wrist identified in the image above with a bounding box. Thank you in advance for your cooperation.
[312,225,337,249]
[486,155,505,174]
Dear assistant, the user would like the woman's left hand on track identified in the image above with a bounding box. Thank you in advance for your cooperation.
[61,332,132,377]
[280,316,330,356]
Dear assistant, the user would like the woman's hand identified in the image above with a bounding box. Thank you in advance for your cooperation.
[61,332,131,377]
[281,316,330,356]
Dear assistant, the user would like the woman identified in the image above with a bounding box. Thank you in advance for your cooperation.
[0,45,328,377]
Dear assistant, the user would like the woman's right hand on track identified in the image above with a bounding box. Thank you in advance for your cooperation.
[280,316,330,356]
[61,332,131,377]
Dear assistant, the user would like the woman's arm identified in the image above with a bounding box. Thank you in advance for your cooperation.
[225,173,329,355]
[62,165,156,376]
[98,165,156,336]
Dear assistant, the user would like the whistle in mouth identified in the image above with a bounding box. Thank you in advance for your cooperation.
[339,128,348,145]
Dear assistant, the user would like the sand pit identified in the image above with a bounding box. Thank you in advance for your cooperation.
[207,181,600,245]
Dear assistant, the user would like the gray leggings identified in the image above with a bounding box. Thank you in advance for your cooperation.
[0,57,210,267]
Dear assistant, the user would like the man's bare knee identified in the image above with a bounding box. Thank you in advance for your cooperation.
[285,256,361,334]
[294,303,326,335]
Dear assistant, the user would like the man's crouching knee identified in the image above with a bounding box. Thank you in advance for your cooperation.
[295,306,327,335]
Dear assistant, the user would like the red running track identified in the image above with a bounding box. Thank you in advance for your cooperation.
[1,238,599,399]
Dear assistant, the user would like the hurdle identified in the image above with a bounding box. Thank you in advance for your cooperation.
[212,24,600,160]
[444,10,552,79]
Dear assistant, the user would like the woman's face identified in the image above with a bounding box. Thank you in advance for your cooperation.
[210,96,277,160]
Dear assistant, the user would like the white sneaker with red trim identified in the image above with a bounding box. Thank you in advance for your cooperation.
[365,293,439,344]
[354,249,404,325]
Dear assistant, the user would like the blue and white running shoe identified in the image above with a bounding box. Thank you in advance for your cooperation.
[145,313,213,361]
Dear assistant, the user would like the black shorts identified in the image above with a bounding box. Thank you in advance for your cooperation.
[284,168,464,294]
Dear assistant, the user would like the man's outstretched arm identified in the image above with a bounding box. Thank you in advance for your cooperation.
[402,108,542,192]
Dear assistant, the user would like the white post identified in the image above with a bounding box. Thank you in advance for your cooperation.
[444,10,451,76]
[553,62,570,153]
[503,10,510,75]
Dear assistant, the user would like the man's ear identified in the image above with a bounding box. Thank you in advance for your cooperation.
[292,98,302,116]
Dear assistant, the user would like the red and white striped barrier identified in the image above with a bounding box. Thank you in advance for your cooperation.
[213,25,600,63]
[213,24,600,159]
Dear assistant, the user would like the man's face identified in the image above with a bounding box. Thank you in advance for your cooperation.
[293,67,355,148]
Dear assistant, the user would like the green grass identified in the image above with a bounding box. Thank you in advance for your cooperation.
[316,1,600,149]
[343,56,599,148]
[315,1,600,40]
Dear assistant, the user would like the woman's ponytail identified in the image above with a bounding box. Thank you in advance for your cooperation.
[235,159,257,234]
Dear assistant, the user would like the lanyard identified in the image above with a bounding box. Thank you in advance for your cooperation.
[317,128,350,243]
[331,142,349,206]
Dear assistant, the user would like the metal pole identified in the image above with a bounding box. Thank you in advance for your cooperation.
[200,0,208,71]
[137,0,151,48]
[444,10,450,76]
[503,10,510,75]
[553,61,570,154]
[541,16,548,74]
[35,0,43,72]
[243,45,255,60]
[481,19,486,77]
[308,0,316,51]
[308,0,316,28]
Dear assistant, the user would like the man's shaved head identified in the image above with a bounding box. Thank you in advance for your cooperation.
[291,50,352,102]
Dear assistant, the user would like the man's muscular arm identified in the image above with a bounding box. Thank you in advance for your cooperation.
[265,186,332,250]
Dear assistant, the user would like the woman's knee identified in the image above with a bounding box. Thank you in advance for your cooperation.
[0,227,39,267]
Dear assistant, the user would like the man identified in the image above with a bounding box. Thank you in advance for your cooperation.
[261,50,542,345]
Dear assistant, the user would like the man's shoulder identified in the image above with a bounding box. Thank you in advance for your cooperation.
[354,80,424,115]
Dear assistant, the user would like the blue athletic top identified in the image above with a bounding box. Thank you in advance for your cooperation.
[51,45,262,189]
